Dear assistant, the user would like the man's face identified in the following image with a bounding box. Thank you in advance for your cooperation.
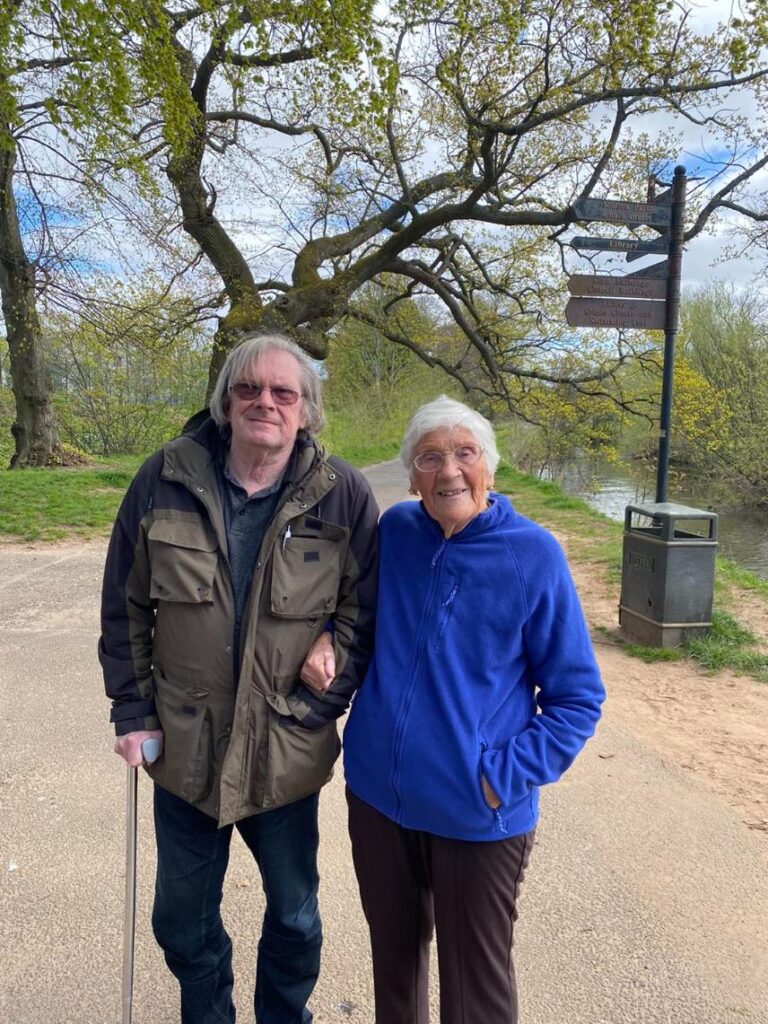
[227,350,307,457]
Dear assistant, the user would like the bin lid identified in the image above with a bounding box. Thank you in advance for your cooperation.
[625,501,717,520]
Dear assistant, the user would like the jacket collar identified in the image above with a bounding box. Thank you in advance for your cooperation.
[160,417,338,529]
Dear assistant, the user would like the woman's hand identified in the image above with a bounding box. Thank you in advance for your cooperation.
[300,631,337,693]
[481,774,501,809]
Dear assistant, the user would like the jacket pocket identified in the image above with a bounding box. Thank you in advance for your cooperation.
[153,676,214,803]
[264,713,340,806]
[270,517,347,619]
[148,516,218,604]
[479,737,533,811]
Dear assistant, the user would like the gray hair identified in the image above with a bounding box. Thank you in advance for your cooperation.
[209,333,325,436]
[400,395,500,474]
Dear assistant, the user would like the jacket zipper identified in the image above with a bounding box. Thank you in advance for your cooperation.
[481,737,508,835]
[434,581,459,650]
[390,535,447,822]
[431,538,447,567]
[176,479,240,683]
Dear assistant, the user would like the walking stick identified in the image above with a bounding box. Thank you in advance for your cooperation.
[122,737,163,1024]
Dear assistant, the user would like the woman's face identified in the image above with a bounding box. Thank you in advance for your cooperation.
[410,427,493,538]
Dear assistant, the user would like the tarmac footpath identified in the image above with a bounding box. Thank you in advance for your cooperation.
[1,458,767,1023]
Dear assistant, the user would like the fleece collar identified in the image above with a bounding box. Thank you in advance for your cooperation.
[417,491,514,541]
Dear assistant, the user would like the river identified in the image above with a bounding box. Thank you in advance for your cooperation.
[555,458,768,581]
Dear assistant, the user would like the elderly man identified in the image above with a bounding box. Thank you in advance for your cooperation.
[99,334,378,1024]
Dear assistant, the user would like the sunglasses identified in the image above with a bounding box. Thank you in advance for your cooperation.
[229,382,302,406]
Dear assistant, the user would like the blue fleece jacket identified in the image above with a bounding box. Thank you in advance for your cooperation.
[343,494,605,841]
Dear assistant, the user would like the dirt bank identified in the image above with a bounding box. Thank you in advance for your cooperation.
[562,536,768,834]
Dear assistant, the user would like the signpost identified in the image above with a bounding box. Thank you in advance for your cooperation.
[567,171,706,649]
[566,166,688,502]
[624,259,668,280]
[625,241,670,262]
[655,167,687,503]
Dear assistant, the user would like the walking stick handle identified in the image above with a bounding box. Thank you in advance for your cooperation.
[122,737,164,1024]
[140,737,163,765]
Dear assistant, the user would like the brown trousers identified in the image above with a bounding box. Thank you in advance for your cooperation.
[346,788,535,1024]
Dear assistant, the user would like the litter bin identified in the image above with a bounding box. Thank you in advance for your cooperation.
[619,501,717,648]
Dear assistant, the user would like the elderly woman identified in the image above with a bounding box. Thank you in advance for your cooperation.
[305,394,604,1023]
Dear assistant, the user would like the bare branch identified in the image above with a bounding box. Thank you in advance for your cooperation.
[205,109,333,167]
[225,46,318,69]
[686,152,768,239]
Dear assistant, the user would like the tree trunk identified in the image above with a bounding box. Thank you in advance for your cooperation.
[0,129,59,467]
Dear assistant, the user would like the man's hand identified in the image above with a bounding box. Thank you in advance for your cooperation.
[114,729,164,767]
[300,631,337,693]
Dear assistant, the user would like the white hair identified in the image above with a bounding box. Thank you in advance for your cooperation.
[209,333,325,435]
[400,395,500,474]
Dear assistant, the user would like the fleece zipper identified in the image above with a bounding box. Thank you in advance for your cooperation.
[389,536,448,823]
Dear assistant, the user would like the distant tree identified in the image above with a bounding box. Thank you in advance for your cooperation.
[0,1,212,466]
[0,334,13,465]
[0,118,58,466]
[0,1,145,465]
[324,282,452,452]
[677,283,768,502]
[47,280,210,455]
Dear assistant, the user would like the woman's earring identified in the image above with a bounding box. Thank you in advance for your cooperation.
[408,486,419,496]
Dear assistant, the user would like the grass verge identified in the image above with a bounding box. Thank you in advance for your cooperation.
[0,456,143,542]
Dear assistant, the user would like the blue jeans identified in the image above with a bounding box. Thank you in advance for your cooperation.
[152,785,322,1024]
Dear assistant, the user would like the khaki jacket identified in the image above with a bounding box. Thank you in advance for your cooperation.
[99,420,378,825]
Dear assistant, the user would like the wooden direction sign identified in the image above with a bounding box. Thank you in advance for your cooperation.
[567,274,666,300]
[625,238,671,262]
[626,259,668,280]
[571,235,668,256]
[573,197,672,228]
[565,297,666,330]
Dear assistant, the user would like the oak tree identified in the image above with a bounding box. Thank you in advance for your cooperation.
[118,0,768,411]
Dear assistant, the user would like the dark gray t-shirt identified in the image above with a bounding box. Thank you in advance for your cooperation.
[220,465,283,621]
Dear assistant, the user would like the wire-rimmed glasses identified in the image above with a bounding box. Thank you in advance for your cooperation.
[412,444,484,473]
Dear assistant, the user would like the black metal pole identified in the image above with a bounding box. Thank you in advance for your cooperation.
[655,165,687,503]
